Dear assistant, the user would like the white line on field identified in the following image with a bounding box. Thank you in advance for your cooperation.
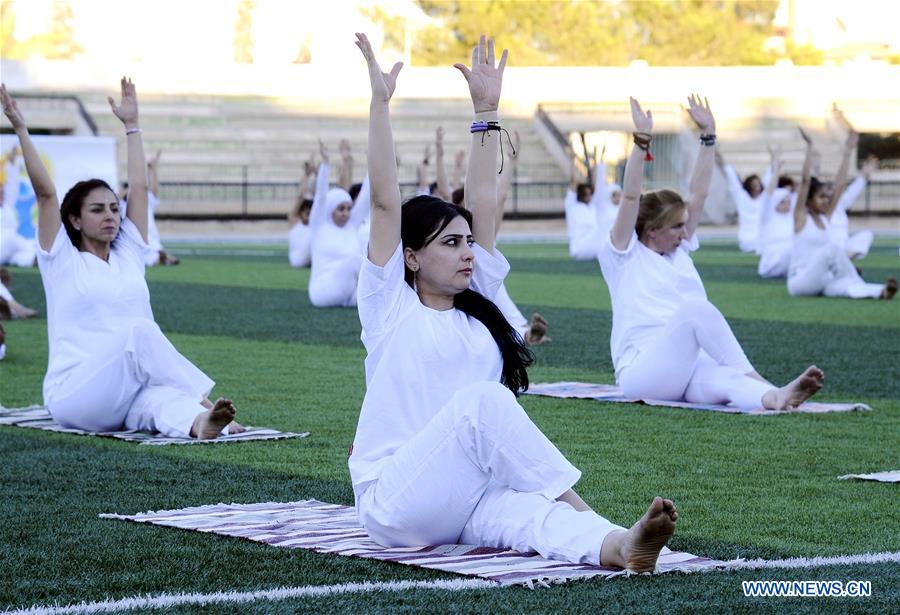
[722,550,900,571]
[8,551,900,614]
[3,578,497,615]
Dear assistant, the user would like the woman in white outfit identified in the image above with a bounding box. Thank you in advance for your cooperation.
[350,32,677,572]
[716,150,772,253]
[307,141,365,307]
[756,152,794,279]
[599,95,825,411]
[828,139,876,260]
[0,80,242,440]
[787,133,896,300]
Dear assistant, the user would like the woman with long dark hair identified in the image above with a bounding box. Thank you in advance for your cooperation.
[0,80,242,439]
[349,33,677,572]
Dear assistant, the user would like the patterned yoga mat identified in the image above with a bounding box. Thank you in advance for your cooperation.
[0,406,309,445]
[525,382,872,415]
[838,471,900,483]
[100,500,736,588]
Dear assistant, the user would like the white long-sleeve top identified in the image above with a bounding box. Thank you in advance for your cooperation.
[829,176,867,247]
[724,164,771,253]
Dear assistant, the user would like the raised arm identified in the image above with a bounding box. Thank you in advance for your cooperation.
[611,97,652,250]
[1,84,60,250]
[416,143,431,194]
[824,132,857,218]
[451,149,466,190]
[355,32,403,266]
[434,126,452,201]
[837,157,876,213]
[349,172,371,227]
[455,35,508,254]
[684,94,716,238]
[794,131,816,233]
[307,140,332,231]
[110,77,148,242]
[495,130,519,236]
[148,149,162,197]
[337,139,354,190]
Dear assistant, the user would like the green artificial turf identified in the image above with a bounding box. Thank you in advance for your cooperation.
[0,238,897,613]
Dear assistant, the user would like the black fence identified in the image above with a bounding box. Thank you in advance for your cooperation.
[155,178,900,220]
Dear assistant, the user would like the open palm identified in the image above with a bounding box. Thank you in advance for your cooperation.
[686,94,714,133]
[355,33,402,103]
[454,35,508,113]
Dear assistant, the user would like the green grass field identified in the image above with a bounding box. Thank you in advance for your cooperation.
[1,238,898,614]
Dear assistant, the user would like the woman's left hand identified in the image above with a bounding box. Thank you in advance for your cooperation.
[108,77,139,130]
[454,35,508,113]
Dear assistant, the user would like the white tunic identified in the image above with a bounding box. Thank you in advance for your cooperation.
[288,221,311,268]
[563,190,597,260]
[789,215,831,277]
[723,164,769,253]
[756,188,794,278]
[349,243,508,494]
[37,219,153,403]
[598,231,705,377]
[829,176,866,247]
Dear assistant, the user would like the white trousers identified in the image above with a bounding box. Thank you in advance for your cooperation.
[0,232,36,267]
[845,230,874,260]
[309,268,358,307]
[757,242,791,279]
[357,382,624,565]
[788,243,883,299]
[48,319,215,437]
[493,283,529,340]
[618,300,772,409]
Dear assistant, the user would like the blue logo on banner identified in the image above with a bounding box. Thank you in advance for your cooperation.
[15,180,36,239]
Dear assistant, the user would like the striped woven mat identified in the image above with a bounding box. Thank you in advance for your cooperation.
[101,499,735,587]
[525,382,871,415]
[0,406,309,445]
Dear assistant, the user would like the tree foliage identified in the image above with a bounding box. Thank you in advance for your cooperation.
[380,0,819,66]
[1,0,83,60]
[233,0,256,64]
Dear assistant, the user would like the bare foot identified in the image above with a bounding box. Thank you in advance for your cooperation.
[880,277,897,300]
[524,312,551,345]
[227,420,246,435]
[191,397,236,440]
[618,497,678,573]
[764,365,824,410]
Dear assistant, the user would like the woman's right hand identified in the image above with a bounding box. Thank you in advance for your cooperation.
[0,84,26,131]
[630,96,653,134]
[355,33,402,104]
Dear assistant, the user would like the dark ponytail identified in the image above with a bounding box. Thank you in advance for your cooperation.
[401,195,534,395]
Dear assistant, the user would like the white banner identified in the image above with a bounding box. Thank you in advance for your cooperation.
[0,135,117,239]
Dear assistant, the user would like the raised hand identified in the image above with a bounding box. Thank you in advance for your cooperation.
[0,84,26,131]
[629,97,653,134]
[453,35,508,113]
[435,126,444,156]
[845,131,859,150]
[355,32,402,104]
[339,138,352,160]
[686,94,714,133]
[798,126,812,146]
[454,149,466,168]
[108,77,139,129]
[861,156,879,178]
[318,139,330,164]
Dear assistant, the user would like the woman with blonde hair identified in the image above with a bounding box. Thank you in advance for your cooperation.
[598,96,824,410]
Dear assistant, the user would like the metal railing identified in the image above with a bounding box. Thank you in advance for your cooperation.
[1,93,98,136]
[153,178,900,220]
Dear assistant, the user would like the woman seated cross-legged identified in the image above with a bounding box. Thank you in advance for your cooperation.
[0,80,243,439]
[598,95,825,411]
[349,32,678,572]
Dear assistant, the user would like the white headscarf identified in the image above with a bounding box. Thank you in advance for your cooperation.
[324,188,353,226]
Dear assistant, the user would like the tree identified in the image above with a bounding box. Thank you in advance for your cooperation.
[1,0,83,60]
[368,0,810,66]
[234,0,255,63]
